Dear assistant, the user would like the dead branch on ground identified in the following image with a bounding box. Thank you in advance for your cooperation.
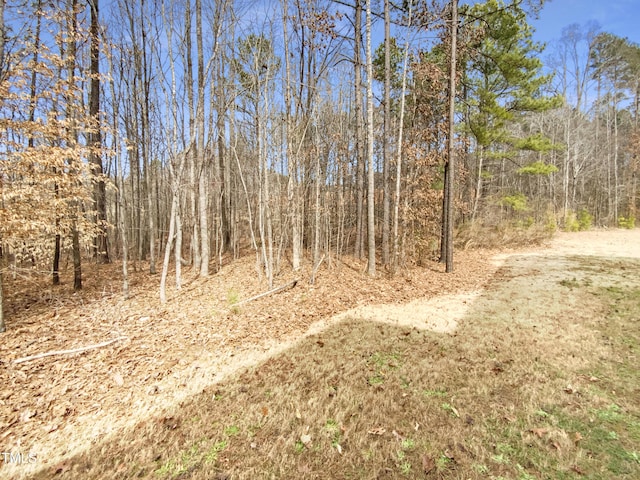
[13,336,128,364]
[233,279,299,307]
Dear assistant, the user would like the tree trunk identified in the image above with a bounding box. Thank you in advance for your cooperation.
[53,232,61,285]
[443,0,457,273]
[282,0,302,271]
[393,0,413,272]
[72,219,82,291]
[471,145,484,222]
[160,191,177,304]
[0,0,5,80]
[184,0,200,271]
[0,270,5,333]
[354,0,364,259]
[67,0,82,291]
[365,0,375,276]
[88,0,109,263]
[381,0,391,266]
[613,76,619,223]
[196,0,209,277]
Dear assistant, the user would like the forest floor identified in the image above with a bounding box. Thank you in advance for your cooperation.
[1,229,639,479]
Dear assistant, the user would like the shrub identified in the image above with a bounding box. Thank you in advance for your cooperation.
[564,210,591,232]
[500,193,528,212]
[577,209,593,230]
[618,215,636,229]
[545,211,557,233]
[564,211,580,232]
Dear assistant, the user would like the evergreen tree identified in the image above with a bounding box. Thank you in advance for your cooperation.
[461,0,561,219]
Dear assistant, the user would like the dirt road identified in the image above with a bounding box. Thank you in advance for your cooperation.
[326,229,640,334]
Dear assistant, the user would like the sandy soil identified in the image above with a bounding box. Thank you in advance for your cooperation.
[329,229,640,334]
[1,229,638,479]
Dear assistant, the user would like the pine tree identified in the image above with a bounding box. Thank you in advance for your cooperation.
[461,0,561,220]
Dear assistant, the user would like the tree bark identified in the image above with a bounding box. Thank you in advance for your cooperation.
[366,0,375,276]
[393,0,412,272]
[196,0,209,277]
[443,0,457,273]
[0,0,5,81]
[381,0,391,266]
[185,0,200,272]
[88,0,109,263]
[354,0,364,259]
[67,0,82,291]
[0,270,5,333]
[282,0,302,271]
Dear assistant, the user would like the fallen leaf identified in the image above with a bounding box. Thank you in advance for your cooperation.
[20,409,36,422]
[530,427,549,438]
[573,432,583,444]
[160,416,180,430]
[46,424,59,433]
[571,464,585,475]
[422,455,435,474]
[52,461,71,475]
[261,406,269,417]
[112,373,124,386]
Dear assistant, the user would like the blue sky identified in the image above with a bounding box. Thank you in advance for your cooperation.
[531,0,639,45]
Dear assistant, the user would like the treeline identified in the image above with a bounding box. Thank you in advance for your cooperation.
[0,0,638,330]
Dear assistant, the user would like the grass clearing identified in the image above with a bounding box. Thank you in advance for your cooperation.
[28,256,640,479]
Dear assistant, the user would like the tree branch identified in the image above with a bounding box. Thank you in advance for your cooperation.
[13,336,128,364]
[232,279,299,307]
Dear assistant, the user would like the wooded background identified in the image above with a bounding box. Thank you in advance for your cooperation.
[1,0,638,331]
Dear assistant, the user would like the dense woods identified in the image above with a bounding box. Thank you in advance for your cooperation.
[1,0,638,330]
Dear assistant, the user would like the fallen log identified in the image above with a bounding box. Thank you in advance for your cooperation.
[13,336,128,364]
[233,279,299,307]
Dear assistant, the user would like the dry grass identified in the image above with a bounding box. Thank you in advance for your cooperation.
[455,220,554,250]
[25,253,640,480]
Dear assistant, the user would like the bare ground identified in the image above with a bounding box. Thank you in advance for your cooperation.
[0,229,638,479]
